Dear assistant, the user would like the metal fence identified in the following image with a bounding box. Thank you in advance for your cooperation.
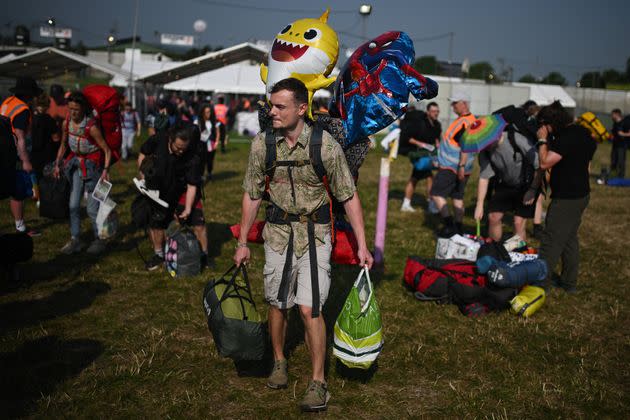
[566,86,630,116]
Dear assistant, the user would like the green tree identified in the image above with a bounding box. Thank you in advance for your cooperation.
[602,68,624,84]
[579,72,606,88]
[414,55,440,75]
[541,72,567,86]
[518,74,537,83]
[468,61,494,81]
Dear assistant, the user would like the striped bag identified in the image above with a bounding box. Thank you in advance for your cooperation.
[333,267,383,369]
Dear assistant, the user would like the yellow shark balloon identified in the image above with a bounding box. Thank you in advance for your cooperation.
[261,9,339,118]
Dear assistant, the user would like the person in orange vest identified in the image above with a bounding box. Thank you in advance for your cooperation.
[430,91,476,236]
[0,77,42,236]
[214,96,229,153]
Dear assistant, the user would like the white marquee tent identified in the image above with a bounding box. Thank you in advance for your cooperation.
[512,82,576,108]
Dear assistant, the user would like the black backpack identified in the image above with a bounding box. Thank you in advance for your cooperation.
[0,116,17,200]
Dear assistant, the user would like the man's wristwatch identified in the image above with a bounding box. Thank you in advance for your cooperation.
[536,139,548,148]
[235,242,248,249]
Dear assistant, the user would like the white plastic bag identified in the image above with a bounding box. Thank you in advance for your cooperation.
[435,234,480,261]
[96,197,118,239]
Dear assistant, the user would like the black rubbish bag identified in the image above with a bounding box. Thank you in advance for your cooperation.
[202,264,266,361]
[39,175,70,219]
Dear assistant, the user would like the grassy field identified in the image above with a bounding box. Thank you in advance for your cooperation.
[0,134,628,418]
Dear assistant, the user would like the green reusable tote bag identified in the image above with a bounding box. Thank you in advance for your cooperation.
[333,267,383,369]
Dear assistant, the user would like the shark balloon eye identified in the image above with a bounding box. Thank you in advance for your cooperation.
[280,24,291,35]
[303,28,322,41]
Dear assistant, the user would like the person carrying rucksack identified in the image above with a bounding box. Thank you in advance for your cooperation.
[474,119,543,242]
[233,78,372,412]
[53,92,112,255]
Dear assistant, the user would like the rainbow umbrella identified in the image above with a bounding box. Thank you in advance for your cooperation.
[460,114,508,153]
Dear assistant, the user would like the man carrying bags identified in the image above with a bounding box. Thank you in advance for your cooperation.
[233,78,372,412]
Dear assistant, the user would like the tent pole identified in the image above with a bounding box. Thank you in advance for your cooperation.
[129,0,140,108]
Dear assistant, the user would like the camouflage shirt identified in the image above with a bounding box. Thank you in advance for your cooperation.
[243,123,356,257]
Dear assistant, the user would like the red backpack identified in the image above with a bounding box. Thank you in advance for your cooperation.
[82,85,122,163]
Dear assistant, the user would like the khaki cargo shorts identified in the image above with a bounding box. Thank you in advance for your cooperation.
[263,234,332,310]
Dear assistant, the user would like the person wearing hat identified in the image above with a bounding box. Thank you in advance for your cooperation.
[430,90,476,235]
[0,76,43,236]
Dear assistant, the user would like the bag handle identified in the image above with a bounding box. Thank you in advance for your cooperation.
[217,264,240,300]
[216,264,257,320]
[354,266,373,314]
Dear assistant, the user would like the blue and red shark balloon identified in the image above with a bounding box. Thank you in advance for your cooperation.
[330,31,439,147]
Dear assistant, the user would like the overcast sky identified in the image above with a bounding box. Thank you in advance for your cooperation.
[6,0,629,82]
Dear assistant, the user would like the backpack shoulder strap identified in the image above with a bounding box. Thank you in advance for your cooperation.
[309,122,326,182]
[506,126,522,161]
[264,127,276,179]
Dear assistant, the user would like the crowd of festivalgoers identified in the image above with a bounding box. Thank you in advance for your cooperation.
[0,76,625,291]
[0,76,258,260]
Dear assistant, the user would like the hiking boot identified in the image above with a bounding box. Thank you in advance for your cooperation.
[266,359,288,389]
[61,238,83,255]
[300,380,330,412]
[86,239,106,255]
[145,254,164,271]
[400,203,416,213]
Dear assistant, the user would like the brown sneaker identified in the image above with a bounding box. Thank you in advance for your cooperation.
[266,359,288,389]
[300,380,330,412]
